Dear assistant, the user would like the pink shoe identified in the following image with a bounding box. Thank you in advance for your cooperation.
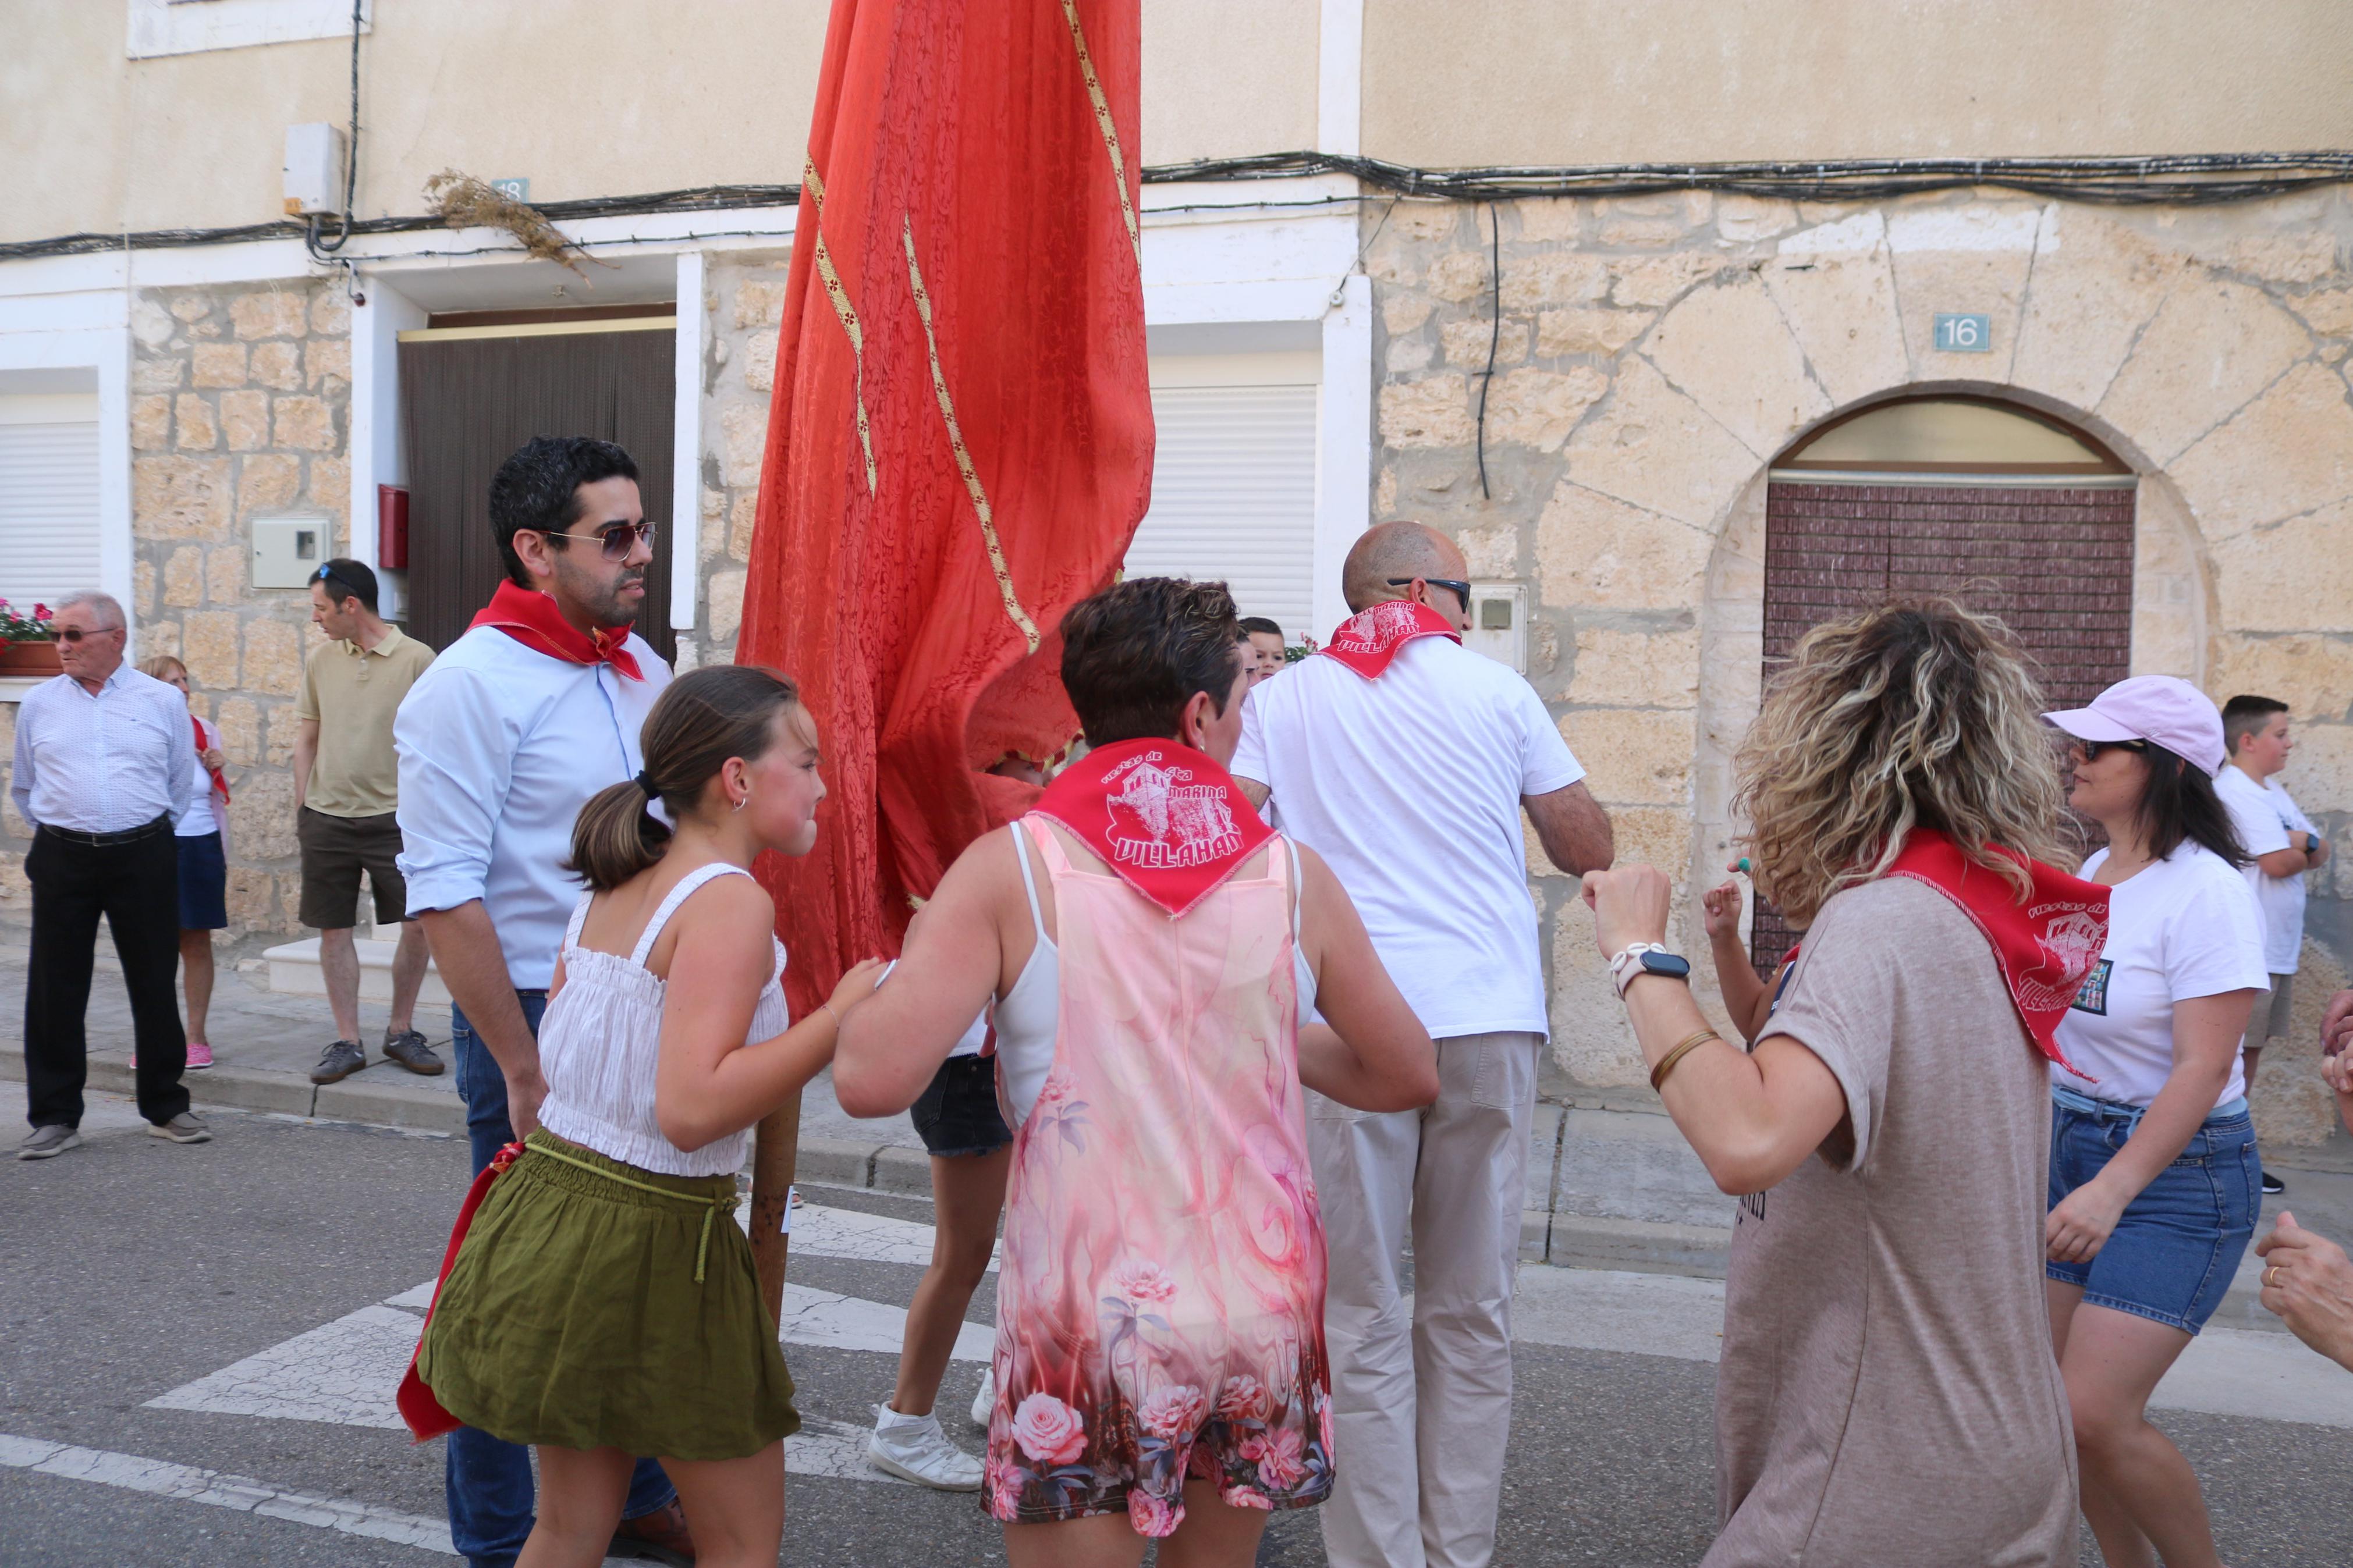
[186,1041,214,1070]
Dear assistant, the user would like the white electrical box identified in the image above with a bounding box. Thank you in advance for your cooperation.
[283,123,347,216]
[1463,582,1529,674]
[251,517,329,589]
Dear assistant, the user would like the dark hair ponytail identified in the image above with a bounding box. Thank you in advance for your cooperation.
[2136,744,2251,869]
[568,664,804,891]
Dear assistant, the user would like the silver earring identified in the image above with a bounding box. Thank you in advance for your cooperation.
[733,791,750,813]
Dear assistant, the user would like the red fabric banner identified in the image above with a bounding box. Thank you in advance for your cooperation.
[736,0,1154,1014]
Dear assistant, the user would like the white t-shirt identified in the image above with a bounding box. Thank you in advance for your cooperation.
[2051,842,2269,1108]
[178,714,221,838]
[2214,763,2313,973]
[1230,635,1584,1040]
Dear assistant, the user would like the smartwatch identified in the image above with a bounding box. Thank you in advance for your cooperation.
[1609,943,1693,997]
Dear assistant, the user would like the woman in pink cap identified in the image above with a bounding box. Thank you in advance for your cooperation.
[2042,674,2268,1568]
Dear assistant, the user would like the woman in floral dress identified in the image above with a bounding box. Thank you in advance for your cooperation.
[836,578,1438,1566]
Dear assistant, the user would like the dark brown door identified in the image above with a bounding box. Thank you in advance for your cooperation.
[398,328,677,662]
[1750,479,2135,970]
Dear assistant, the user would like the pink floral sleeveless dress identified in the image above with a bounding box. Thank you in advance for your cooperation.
[983,818,1334,1538]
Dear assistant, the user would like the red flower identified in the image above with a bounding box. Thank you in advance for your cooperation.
[1009,1392,1087,1467]
[32,605,51,621]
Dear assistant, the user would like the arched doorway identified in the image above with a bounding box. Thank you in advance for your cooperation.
[1749,396,2136,969]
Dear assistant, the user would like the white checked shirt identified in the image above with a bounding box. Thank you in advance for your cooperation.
[10,664,197,833]
[394,625,670,990]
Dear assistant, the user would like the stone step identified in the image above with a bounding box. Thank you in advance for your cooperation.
[258,936,451,1008]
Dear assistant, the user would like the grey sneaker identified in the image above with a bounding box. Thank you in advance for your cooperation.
[310,1039,367,1084]
[382,1029,445,1077]
[148,1112,211,1144]
[16,1125,81,1161]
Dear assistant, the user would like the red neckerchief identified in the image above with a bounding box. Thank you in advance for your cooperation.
[191,714,229,802]
[1875,829,2110,1075]
[468,580,644,681]
[1316,600,1461,678]
[1031,737,1275,917]
[397,1139,525,1441]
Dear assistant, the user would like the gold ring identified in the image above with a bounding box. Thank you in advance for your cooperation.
[2264,1265,2282,1288]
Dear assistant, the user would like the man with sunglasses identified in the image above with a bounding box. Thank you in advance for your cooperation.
[393,437,690,1568]
[14,590,211,1158]
[1230,520,1614,1568]
[294,559,438,1085]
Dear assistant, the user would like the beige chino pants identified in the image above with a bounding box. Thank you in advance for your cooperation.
[1311,1030,1540,1568]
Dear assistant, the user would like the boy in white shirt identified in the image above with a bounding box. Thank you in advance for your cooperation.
[2216,694,2329,1196]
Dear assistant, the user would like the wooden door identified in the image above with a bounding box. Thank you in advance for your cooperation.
[398,327,676,662]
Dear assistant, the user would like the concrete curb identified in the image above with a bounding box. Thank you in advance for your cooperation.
[0,1047,464,1133]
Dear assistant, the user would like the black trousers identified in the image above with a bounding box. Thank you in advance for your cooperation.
[24,823,189,1129]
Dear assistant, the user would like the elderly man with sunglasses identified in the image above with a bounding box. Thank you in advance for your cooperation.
[294,557,439,1085]
[1231,521,1614,1568]
[393,436,690,1568]
[13,590,211,1158]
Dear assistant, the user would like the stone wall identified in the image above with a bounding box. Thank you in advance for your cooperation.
[687,248,794,672]
[1365,187,2353,1141]
[0,279,354,943]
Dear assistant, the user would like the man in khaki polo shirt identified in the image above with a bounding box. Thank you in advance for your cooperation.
[293,559,439,1083]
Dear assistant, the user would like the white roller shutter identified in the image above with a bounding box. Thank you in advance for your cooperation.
[1125,368,1318,640]
[0,395,103,609]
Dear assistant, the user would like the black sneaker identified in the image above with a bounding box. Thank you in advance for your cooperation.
[2261,1169,2287,1196]
[310,1039,367,1084]
[382,1029,445,1077]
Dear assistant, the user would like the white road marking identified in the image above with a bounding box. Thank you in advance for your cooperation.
[0,1432,454,1554]
[775,1283,993,1362]
[145,1303,417,1428]
[749,1200,1002,1272]
[1510,1264,2353,1430]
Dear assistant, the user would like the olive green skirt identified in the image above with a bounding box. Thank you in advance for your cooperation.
[416,1131,798,1461]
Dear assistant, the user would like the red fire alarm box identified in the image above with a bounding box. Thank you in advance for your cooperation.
[378,485,410,569]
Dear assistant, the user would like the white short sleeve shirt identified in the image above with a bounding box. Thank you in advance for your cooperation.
[2052,842,2270,1108]
[1230,635,1583,1039]
[2214,763,2313,973]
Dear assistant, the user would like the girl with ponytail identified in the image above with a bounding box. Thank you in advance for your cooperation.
[409,665,884,1568]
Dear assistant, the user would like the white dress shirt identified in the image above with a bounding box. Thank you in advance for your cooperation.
[1231,636,1584,1040]
[394,625,672,991]
[11,665,197,833]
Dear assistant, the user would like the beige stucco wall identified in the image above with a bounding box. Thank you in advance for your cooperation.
[0,0,1318,246]
[1363,1,2353,166]
[1367,186,2353,1144]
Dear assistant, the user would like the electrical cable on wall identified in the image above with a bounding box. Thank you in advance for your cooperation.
[303,0,365,262]
[11,150,2353,265]
[1474,203,1499,501]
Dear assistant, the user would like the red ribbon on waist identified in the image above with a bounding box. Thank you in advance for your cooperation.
[396,1139,525,1442]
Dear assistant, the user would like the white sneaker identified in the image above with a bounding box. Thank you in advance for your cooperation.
[970,1369,994,1430]
[867,1406,983,1491]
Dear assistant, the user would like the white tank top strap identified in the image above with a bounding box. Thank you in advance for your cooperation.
[630,862,753,969]
[1012,818,1050,943]
[1273,834,1303,941]
[563,889,595,952]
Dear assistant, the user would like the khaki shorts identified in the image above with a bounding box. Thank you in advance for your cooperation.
[297,807,408,930]
[2262,973,2295,1041]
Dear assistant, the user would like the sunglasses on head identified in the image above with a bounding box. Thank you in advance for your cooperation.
[2074,737,2148,761]
[540,520,656,562]
[1387,575,1473,606]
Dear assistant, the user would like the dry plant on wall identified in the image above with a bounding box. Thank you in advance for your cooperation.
[423,170,613,280]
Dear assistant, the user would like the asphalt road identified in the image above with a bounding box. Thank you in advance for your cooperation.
[4,1097,2350,1567]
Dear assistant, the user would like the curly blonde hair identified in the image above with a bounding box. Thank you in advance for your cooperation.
[1733,600,2067,927]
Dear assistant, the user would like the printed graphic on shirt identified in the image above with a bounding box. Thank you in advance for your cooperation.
[2025,904,2109,1013]
[1739,1190,1768,1225]
[2070,959,2113,1016]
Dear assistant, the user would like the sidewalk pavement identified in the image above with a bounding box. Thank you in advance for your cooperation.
[5,936,2351,1331]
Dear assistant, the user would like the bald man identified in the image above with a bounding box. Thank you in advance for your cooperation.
[1232,521,1612,1568]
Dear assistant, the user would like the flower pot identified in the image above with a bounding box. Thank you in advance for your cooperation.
[0,641,62,675]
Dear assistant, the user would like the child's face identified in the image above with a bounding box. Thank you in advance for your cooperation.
[1247,631,1286,684]
[742,704,826,858]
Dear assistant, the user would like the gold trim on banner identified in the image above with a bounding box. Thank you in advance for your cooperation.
[803,159,878,495]
[902,216,1041,653]
[1057,0,1142,274]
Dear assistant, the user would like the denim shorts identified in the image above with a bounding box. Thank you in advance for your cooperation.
[2046,1086,2259,1335]
[910,1053,1013,1158]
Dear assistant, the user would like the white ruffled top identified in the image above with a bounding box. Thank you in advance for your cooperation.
[535,861,788,1177]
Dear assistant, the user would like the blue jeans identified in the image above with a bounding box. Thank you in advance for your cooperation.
[2046,1085,2260,1336]
[448,994,678,1568]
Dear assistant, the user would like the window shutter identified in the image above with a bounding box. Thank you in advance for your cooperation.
[0,418,103,606]
[1124,381,1318,637]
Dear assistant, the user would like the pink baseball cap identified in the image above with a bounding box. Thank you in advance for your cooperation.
[2043,675,2226,773]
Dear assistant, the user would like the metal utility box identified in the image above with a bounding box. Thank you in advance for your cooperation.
[251,517,329,589]
[283,123,347,216]
[1464,582,1529,673]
